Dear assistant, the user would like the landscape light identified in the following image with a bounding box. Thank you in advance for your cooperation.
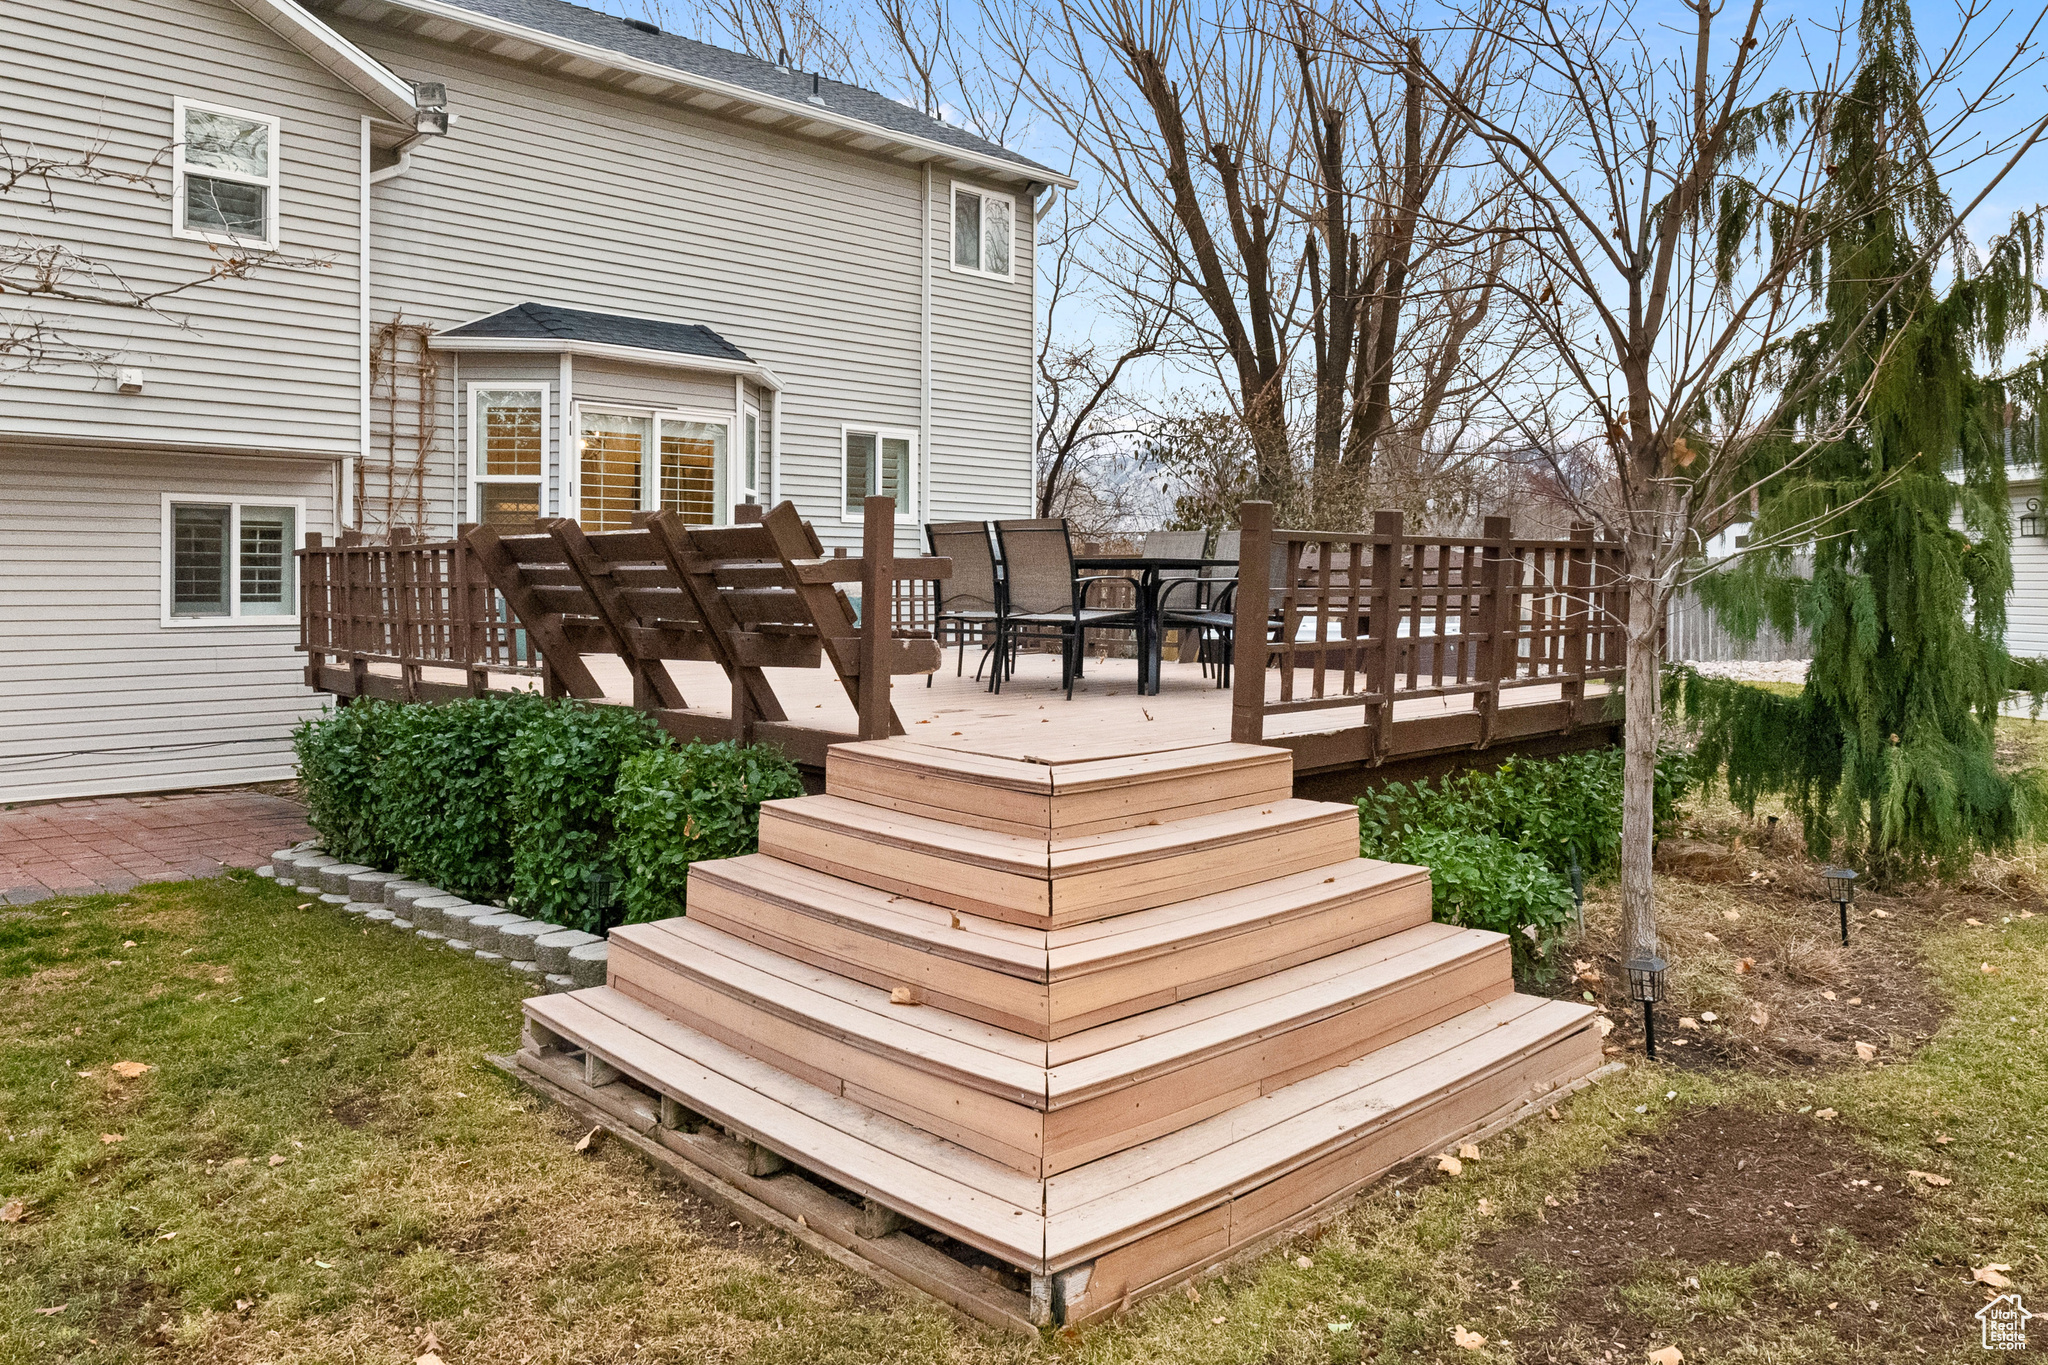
[1624,952,1669,1060]
[1824,866,1858,945]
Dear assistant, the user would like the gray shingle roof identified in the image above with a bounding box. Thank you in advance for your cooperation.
[418,0,1058,179]
[440,301,753,361]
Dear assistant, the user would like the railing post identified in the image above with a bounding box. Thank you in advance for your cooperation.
[1562,522,1595,729]
[1365,510,1402,762]
[1230,501,1273,744]
[1473,515,1513,749]
[301,532,323,692]
[858,495,894,742]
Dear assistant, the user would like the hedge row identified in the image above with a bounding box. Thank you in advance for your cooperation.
[293,697,804,932]
[1356,747,1695,969]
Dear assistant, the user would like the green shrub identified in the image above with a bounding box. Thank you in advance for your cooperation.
[610,741,807,924]
[1386,827,1577,957]
[377,693,540,900]
[292,700,403,867]
[504,701,666,931]
[1355,745,1695,968]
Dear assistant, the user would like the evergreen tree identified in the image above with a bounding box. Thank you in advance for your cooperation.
[1682,0,2048,877]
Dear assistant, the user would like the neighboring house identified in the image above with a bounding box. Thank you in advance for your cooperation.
[0,0,1072,803]
[2008,469,2048,656]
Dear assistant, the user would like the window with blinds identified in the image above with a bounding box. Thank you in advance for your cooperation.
[165,499,298,622]
[472,387,546,526]
[842,427,915,518]
[660,419,726,525]
[579,411,649,533]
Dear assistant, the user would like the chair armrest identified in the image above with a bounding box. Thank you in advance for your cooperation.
[1161,576,1236,612]
[1075,574,1143,609]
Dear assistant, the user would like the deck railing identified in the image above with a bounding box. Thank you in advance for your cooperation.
[1229,502,1624,757]
[297,499,947,746]
[299,526,544,701]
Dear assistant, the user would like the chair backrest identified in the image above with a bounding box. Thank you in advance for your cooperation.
[1143,528,1208,580]
[926,522,998,614]
[1205,530,1241,579]
[992,518,1078,616]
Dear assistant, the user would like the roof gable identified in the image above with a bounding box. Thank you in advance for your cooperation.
[229,0,420,123]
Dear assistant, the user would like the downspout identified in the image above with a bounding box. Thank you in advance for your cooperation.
[560,352,574,519]
[1030,183,1054,518]
[920,160,932,543]
[349,115,370,533]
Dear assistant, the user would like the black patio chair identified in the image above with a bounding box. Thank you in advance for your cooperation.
[989,518,1140,697]
[924,521,1002,685]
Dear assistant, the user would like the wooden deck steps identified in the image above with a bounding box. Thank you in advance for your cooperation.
[824,740,1294,837]
[684,852,1433,1039]
[517,735,1609,1324]
[758,792,1361,928]
[518,986,1600,1311]
[606,915,1512,1175]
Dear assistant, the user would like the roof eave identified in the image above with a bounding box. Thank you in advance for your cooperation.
[428,333,784,391]
[231,0,420,122]
[356,0,1077,189]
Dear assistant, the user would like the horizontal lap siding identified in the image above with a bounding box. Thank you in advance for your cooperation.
[0,448,335,803]
[344,24,934,548]
[2010,485,2048,656]
[929,178,1036,526]
[1,0,368,457]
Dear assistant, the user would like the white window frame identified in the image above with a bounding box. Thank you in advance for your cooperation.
[839,423,920,524]
[949,182,1015,282]
[739,402,762,507]
[572,403,740,525]
[159,493,306,627]
[171,96,281,250]
[467,382,550,525]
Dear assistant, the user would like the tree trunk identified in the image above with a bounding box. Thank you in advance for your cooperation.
[1619,534,1662,961]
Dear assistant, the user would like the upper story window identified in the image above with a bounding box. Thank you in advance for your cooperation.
[952,183,1014,281]
[162,496,299,625]
[173,98,279,248]
[470,385,547,527]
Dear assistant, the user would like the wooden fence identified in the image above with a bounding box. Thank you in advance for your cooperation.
[1230,503,1625,763]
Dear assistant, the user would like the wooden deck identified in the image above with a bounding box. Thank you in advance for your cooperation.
[357,648,1614,778]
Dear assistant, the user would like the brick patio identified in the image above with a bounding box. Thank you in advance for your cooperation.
[0,790,314,905]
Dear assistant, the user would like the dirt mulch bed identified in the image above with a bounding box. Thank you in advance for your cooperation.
[1475,1106,1999,1361]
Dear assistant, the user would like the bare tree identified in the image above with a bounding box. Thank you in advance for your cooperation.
[1,130,323,376]
[1034,191,1165,520]
[641,0,859,75]
[994,0,1526,520]
[1394,0,2048,959]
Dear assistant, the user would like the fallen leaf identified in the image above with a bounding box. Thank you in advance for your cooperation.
[234,1299,251,1312]
[1855,1041,1878,1061]
[100,1133,124,1144]
[1974,1263,2014,1288]
[1458,1143,1480,1160]
[157,1230,177,1240]
[1908,1170,1953,1187]
[1295,1255,1314,1269]
[1595,1015,1616,1037]
[268,1154,285,1167]
[417,1355,446,1365]
[1934,1133,1954,1144]
[315,1259,334,1269]
[889,986,922,1005]
[1452,1325,1488,1350]
[1981,962,2000,975]
[1750,1004,1770,1027]
[1548,1105,1563,1122]
[1966,917,1984,927]
[1737,957,1755,974]
[1723,909,1741,921]
[1437,1154,1464,1176]
[1477,1197,1495,1216]
[573,1126,600,1153]
[1184,1284,1200,1303]
[1700,1011,1717,1022]
[35,1305,66,1316]
[1544,1195,1560,1207]
[1647,1348,1683,1365]
[110,1061,151,1079]
[1211,1314,1226,1324]
[1873,908,1892,918]
[0,1198,24,1223]
[122,940,137,948]
[1815,1108,1838,1120]
[1701,930,1719,942]
[1822,989,1837,1000]
[1679,1017,1700,1031]
[1327,1321,1353,1333]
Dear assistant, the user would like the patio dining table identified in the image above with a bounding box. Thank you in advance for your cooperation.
[1073,555,1237,696]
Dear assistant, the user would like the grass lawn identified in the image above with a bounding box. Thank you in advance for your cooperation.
[4,777,2044,1361]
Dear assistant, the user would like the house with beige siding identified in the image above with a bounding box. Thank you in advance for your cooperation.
[0,0,1071,803]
